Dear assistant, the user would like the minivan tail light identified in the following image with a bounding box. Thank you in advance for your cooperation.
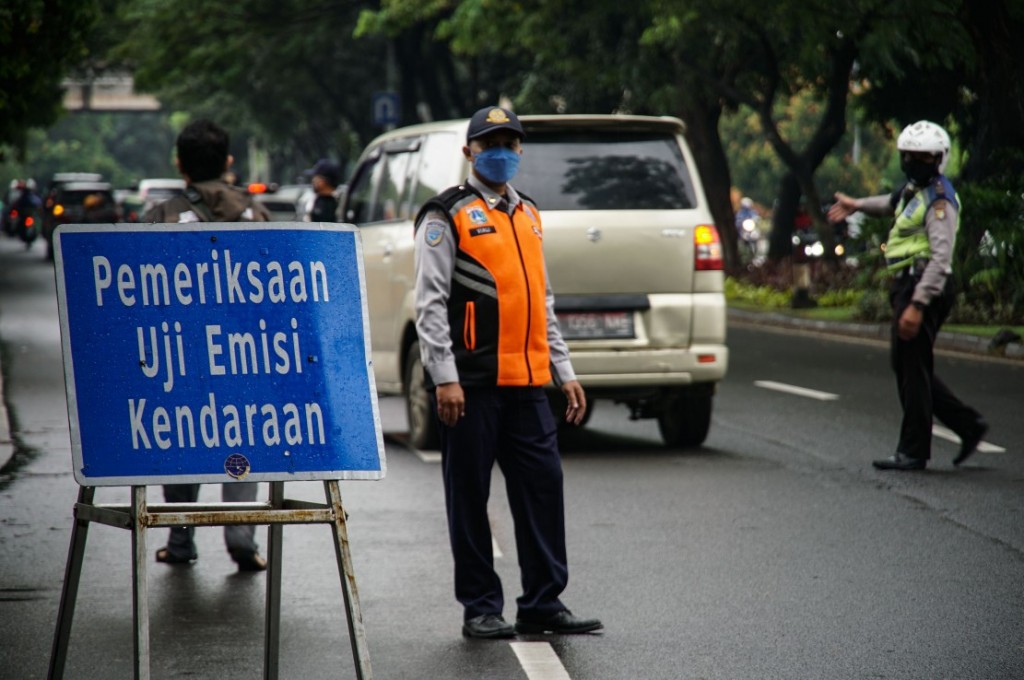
[694,224,723,270]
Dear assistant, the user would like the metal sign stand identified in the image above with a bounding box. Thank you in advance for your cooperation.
[48,480,372,680]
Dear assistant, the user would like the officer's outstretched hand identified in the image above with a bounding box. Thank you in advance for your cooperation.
[828,192,858,223]
[561,381,587,426]
[436,382,465,427]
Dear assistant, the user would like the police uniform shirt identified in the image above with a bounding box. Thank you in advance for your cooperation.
[855,186,959,306]
[413,174,576,388]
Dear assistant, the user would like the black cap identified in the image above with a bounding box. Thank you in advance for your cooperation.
[309,158,341,186]
[466,106,525,142]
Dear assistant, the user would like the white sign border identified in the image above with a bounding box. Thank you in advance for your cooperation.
[54,221,386,486]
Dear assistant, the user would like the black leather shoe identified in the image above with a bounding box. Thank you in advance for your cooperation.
[872,453,927,471]
[229,549,267,572]
[954,419,988,466]
[462,614,515,639]
[515,610,603,635]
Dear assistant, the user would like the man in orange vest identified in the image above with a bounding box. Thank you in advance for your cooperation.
[413,106,602,639]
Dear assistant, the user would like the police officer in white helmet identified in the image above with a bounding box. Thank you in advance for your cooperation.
[828,120,987,470]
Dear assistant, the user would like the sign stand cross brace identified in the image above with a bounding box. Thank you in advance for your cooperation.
[47,481,373,680]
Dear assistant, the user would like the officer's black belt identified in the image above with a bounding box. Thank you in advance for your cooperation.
[888,257,930,277]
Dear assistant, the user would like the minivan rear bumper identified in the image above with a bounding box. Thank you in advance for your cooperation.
[566,344,728,387]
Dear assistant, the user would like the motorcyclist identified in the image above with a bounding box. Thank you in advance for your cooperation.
[8,180,42,244]
[13,179,42,213]
[735,196,761,259]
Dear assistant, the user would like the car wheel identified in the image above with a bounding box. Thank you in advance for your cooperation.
[657,384,713,448]
[404,340,440,450]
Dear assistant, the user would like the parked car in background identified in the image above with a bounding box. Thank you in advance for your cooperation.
[341,114,728,449]
[42,181,119,260]
[139,178,186,215]
[251,183,311,222]
[118,178,187,222]
[42,173,106,254]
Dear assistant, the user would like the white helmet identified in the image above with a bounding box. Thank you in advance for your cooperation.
[897,120,951,173]
[740,196,753,209]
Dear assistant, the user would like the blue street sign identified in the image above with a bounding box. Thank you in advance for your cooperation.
[54,223,385,486]
[371,91,400,127]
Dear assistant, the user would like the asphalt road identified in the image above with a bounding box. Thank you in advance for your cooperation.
[1,236,1022,679]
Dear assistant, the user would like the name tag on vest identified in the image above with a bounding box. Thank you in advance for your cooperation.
[469,226,496,237]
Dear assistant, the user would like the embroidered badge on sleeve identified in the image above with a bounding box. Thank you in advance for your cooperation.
[424,220,446,246]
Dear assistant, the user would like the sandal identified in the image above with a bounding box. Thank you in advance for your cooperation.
[155,547,196,565]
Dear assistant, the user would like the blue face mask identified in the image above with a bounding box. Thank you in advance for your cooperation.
[473,146,521,184]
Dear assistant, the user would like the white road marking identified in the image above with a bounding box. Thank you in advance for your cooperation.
[511,642,572,680]
[492,536,504,559]
[754,380,840,401]
[414,449,442,463]
[932,424,1006,453]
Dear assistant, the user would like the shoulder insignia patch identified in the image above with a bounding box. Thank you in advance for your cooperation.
[934,200,947,220]
[424,221,445,246]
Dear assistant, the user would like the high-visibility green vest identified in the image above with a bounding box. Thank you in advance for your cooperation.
[885,176,959,271]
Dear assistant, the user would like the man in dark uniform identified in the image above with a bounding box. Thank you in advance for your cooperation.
[308,158,341,223]
[413,106,603,639]
[144,119,272,570]
[828,120,988,471]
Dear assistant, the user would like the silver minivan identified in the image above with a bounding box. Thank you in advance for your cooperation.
[341,114,728,448]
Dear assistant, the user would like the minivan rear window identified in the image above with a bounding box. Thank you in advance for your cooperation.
[515,132,697,210]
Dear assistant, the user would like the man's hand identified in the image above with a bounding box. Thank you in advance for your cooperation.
[436,382,465,427]
[898,304,923,341]
[827,192,858,223]
[561,380,587,426]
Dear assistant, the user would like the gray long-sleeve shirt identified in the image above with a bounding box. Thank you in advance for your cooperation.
[856,187,959,306]
[413,174,576,387]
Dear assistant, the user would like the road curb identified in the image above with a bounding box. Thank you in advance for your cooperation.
[727,307,1024,361]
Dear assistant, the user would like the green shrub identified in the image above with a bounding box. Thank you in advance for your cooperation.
[855,288,891,322]
[954,180,1024,322]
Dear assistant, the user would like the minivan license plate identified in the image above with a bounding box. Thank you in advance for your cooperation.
[557,311,634,339]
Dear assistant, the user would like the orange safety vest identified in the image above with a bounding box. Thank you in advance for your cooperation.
[424,186,551,387]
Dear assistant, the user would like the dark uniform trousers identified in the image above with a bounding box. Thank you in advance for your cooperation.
[435,385,568,621]
[890,273,981,460]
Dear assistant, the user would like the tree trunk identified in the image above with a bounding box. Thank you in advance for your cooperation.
[769,173,800,260]
[679,99,740,272]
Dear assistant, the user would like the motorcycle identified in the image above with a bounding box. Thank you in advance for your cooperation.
[739,216,761,254]
[10,206,40,248]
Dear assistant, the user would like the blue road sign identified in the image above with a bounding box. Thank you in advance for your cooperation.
[372,91,400,127]
[54,222,385,486]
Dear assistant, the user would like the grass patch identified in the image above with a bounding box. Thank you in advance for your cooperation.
[792,306,860,322]
[943,324,1024,339]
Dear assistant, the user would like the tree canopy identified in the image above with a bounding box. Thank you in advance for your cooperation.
[3,0,1022,265]
[0,0,99,158]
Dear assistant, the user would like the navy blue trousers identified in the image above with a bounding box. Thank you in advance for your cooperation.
[890,275,982,460]
[434,386,568,621]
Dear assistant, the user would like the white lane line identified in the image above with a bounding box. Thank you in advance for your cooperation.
[754,380,840,401]
[932,424,1006,453]
[492,536,504,559]
[414,449,442,463]
[511,642,572,680]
